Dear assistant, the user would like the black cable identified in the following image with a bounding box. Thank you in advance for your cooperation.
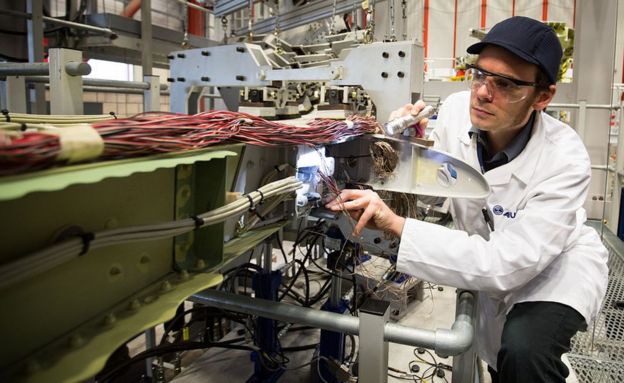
[96,340,257,382]
[281,343,318,352]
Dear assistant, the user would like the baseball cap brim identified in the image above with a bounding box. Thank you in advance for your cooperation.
[467,40,543,69]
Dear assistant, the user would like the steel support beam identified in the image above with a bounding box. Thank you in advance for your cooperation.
[26,0,45,114]
[191,289,475,357]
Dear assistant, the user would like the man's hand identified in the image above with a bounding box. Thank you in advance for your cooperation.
[388,100,430,138]
[325,189,406,237]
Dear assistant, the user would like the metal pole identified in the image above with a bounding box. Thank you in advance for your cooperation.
[191,289,476,356]
[141,0,153,77]
[0,76,27,113]
[0,63,49,76]
[48,48,84,114]
[549,103,620,110]
[358,299,390,383]
[143,75,161,112]
[0,62,91,77]
[25,76,168,91]
[0,8,117,38]
[26,0,45,114]
[145,328,156,378]
[42,16,117,38]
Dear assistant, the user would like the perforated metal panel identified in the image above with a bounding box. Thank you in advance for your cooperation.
[568,226,624,382]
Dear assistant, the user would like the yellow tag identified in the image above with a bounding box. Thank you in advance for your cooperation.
[47,123,104,163]
[182,326,190,341]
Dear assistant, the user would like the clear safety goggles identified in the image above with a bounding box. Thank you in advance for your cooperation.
[465,64,540,104]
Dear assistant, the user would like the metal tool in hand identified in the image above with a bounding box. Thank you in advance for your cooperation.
[384,105,435,136]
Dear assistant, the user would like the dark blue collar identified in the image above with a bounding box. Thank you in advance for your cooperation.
[469,111,535,172]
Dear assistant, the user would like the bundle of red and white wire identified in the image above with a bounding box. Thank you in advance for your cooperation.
[0,111,381,175]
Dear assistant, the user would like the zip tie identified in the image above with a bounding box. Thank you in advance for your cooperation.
[245,194,255,212]
[192,215,205,229]
[257,189,265,205]
[1,109,10,122]
[78,232,95,256]
[245,193,265,220]
[20,123,27,131]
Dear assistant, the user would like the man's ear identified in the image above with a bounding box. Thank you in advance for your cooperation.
[532,85,556,111]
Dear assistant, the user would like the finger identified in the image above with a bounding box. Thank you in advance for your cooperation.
[389,104,415,121]
[410,100,427,115]
[353,203,379,236]
[325,189,368,209]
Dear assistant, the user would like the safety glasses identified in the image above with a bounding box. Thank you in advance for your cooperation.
[465,64,539,103]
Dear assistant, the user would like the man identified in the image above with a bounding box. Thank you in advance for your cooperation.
[326,16,608,382]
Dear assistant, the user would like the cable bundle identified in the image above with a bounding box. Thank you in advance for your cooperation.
[0,111,382,176]
[0,176,302,290]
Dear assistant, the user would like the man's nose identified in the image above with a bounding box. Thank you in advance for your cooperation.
[474,80,493,101]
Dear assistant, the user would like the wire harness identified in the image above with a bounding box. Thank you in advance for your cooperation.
[0,111,382,175]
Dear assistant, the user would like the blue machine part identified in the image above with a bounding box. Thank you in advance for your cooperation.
[248,270,283,383]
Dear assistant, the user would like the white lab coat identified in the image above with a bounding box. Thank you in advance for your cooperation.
[396,91,609,368]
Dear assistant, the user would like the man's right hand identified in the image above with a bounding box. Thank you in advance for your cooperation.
[388,100,430,138]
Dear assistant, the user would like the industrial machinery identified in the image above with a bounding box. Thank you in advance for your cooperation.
[0,2,521,383]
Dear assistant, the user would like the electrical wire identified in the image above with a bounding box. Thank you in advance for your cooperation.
[0,111,382,175]
[0,177,302,290]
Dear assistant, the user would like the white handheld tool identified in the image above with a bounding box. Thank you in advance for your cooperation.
[384,105,435,136]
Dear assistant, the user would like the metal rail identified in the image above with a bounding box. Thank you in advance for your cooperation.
[191,289,476,357]
[0,8,117,38]
[24,76,168,91]
[0,62,91,77]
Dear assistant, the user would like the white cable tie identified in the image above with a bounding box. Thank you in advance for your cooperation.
[47,123,104,163]
[345,120,354,129]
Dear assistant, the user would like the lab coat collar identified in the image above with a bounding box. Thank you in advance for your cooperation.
[457,111,545,186]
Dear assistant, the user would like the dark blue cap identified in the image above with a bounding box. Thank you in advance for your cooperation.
[467,16,563,84]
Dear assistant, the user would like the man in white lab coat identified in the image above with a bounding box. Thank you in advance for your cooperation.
[326,16,609,382]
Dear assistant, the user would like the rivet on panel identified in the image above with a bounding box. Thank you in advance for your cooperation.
[161,280,173,292]
[109,266,122,276]
[140,254,151,264]
[105,218,118,229]
[179,270,190,281]
[103,313,117,326]
[143,295,155,304]
[196,259,206,269]
[128,299,141,311]
[68,334,84,348]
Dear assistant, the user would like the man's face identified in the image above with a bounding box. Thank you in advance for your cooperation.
[469,45,541,133]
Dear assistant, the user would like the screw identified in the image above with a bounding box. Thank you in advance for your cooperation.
[167,55,175,60]
[397,71,405,78]
[398,51,406,57]
[176,77,186,82]
[201,50,211,56]
[381,72,389,78]
[201,76,210,82]
[236,75,246,81]
[167,78,175,82]
[236,46,246,53]
[382,52,389,58]
[177,53,186,58]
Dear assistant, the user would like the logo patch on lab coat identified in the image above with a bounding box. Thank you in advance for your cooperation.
[492,205,516,218]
